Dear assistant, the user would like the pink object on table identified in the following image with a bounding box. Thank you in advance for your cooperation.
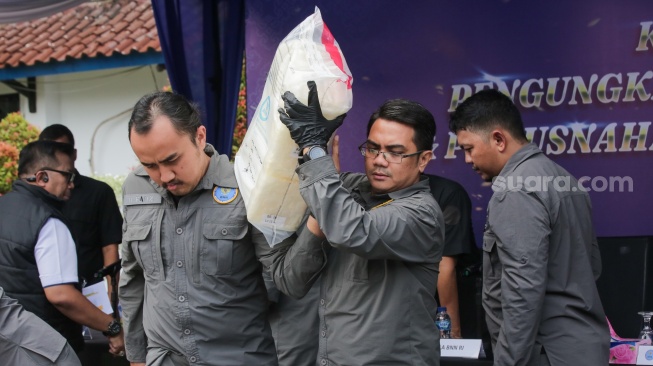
[607,317,652,364]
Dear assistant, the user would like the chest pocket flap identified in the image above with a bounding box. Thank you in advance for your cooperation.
[482,233,500,279]
[202,223,248,276]
[203,224,248,240]
[124,223,151,241]
[125,223,160,277]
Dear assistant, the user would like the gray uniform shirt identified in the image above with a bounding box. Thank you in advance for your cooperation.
[262,157,445,366]
[483,143,609,366]
[119,146,277,365]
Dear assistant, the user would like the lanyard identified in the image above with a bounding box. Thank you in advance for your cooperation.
[370,199,393,210]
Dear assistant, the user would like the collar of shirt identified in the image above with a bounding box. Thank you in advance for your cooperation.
[353,174,431,209]
[496,143,543,179]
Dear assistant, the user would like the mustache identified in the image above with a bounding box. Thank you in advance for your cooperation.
[162,180,182,189]
[372,170,391,177]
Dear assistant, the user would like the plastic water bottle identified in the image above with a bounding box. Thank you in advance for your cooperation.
[435,306,452,339]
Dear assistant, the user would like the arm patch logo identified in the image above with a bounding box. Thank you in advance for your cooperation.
[213,186,238,204]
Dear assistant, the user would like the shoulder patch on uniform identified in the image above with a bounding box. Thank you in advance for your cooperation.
[124,193,162,206]
[213,186,238,204]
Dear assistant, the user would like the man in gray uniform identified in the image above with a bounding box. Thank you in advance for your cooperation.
[449,89,609,365]
[119,92,279,366]
[260,82,445,365]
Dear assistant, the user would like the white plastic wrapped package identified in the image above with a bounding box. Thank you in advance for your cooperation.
[234,7,353,246]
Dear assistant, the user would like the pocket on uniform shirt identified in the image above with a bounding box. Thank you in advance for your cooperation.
[482,233,501,280]
[201,223,247,276]
[124,223,159,277]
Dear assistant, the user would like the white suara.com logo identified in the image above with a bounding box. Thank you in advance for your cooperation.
[492,175,634,193]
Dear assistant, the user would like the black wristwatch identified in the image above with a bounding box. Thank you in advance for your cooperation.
[103,319,122,337]
[300,145,327,164]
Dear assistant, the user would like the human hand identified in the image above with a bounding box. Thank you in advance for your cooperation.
[278,81,346,150]
[306,215,325,239]
[107,330,125,356]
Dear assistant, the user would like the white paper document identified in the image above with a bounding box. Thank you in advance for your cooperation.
[82,281,113,314]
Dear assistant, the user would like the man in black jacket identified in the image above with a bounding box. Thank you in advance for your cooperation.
[0,140,124,355]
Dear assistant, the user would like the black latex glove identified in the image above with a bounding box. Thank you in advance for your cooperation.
[278,81,346,151]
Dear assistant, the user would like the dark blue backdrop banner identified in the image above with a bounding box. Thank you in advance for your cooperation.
[245,0,653,244]
[152,0,244,156]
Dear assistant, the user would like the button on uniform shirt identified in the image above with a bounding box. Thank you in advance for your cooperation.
[262,157,445,366]
[119,145,277,365]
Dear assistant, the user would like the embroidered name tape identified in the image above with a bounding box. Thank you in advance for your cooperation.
[124,193,162,206]
[213,186,238,204]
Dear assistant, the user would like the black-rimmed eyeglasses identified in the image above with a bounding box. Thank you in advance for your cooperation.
[358,143,425,164]
[25,168,76,184]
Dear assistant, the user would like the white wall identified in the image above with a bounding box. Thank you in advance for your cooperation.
[19,65,169,177]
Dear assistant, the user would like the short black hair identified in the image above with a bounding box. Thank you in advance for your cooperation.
[39,124,75,147]
[18,140,75,176]
[128,91,202,144]
[449,89,527,142]
[366,99,436,151]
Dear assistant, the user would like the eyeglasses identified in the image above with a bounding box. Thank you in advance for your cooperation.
[25,167,76,184]
[43,168,76,183]
[358,143,425,164]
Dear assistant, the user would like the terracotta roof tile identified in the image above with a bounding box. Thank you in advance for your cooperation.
[34,49,54,63]
[112,21,128,34]
[130,28,146,40]
[124,10,139,23]
[127,20,144,32]
[75,18,91,30]
[23,50,39,65]
[51,47,69,61]
[0,0,161,70]
[64,35,82,48]
[7,53,23,65]
[6,43,22,53]
[49,29,66,42]
[51,38,66,48]
[68,44,86,59]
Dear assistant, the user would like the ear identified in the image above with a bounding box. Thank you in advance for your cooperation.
[491,129,508,152]
[196,125,207,147]
[417,150,433,173]
[38,171,49,186]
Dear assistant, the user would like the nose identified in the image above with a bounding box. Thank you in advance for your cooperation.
[160,166,175,183]
[464,151,473,164]
[373,152,389,166]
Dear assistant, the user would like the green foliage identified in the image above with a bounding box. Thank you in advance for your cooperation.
[0,113,40,194]
[0,142,19,194]
[91,173,127,210]
[0,112,40,151]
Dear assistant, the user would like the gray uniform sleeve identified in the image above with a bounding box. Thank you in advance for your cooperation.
[118,223,147,363]
[489,190,551,366]
[297,158,440,262]
[254,225,326,299]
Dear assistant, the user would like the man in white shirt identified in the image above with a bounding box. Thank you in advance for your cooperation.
[0,140,124,356]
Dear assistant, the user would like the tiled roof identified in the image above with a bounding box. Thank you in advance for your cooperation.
[0,0,161,70]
